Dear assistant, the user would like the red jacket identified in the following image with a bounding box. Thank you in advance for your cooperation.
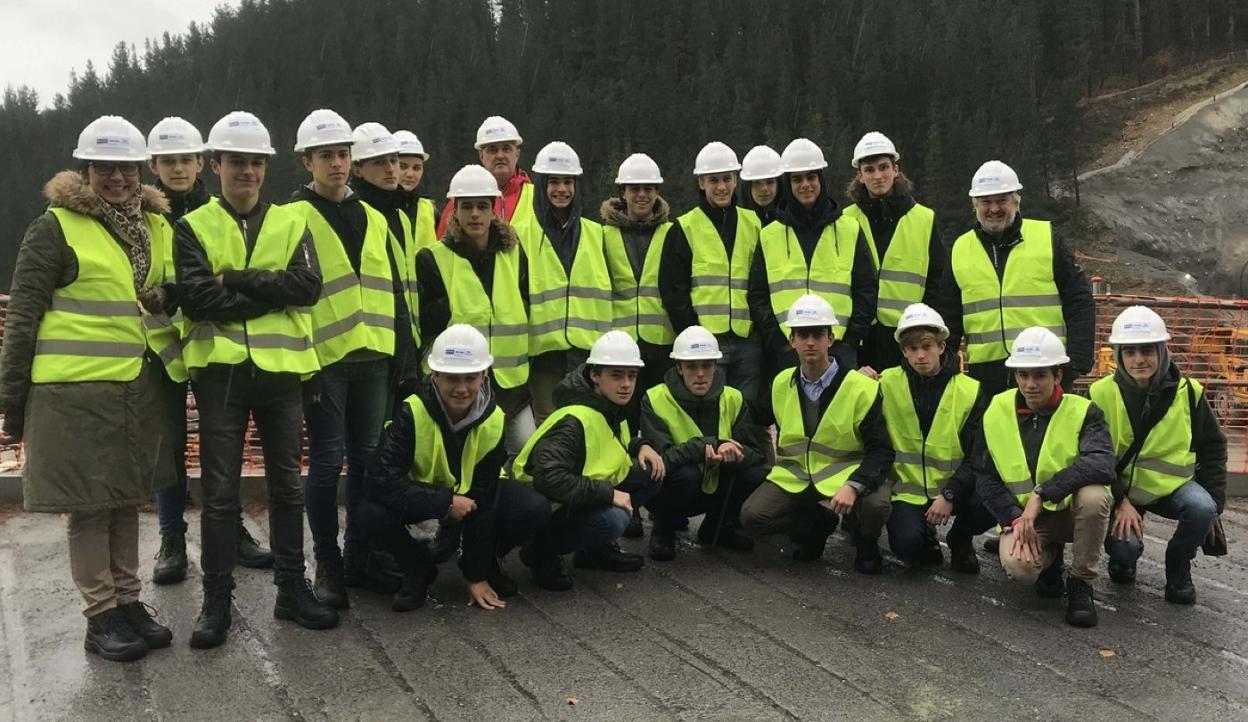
[436,169,533,236]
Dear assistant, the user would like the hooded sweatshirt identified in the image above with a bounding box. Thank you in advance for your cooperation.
[639,366,765,469]
[737,179,782,227]
[351,176,409,254]
[659,191,744,334]
[530,171,584,274]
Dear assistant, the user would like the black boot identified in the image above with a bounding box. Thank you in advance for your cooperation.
[853,537,884,575]
[622,508,645,538]
[1164,556,1196,605]
[235,523,274,569]
[313,556,349,610]
[649,524,677,562]
[488,560,518,598]
[697,518,755,552]
[1034,554,1065,599]
[392,563,438,612]
[982,532,1000,553]
[913,526,943,566]
[429,522,462,564]
[791,508,838,562]
[152,533,188,585]
[947,538,981,575]
[84,607,148,662]
[275,578,341,629]
[344,549,403,595]
[1065,577,1098,628]
[117,601,173,649]
[521,543,574,591]
[1108,561,1137,584]
[189,586,234,650]
[574,543,645,572]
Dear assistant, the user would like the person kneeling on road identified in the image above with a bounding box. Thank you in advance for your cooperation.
[514,331,667,591]
[355,325,550,612]
[640,326,766,561]
[974,327,1114,628]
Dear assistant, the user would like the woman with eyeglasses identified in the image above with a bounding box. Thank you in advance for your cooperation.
[0,115,179,662]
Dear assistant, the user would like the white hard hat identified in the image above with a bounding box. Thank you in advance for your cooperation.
[293,108,353,152]
[851,131,899,168]
[147,117,205,157]
[670,326,722,361]
[1108,306,1170,345]
[73,115,147,162]
[780,138,828,173]
[1005,327,1070,368]
[693,141,741,175]
[206,111,276,155]
[587,330,645,367]
[786,294,838,329]
[351,122,400,162]
[532,141,583,176]
[739,145,782,181]
[615,153,663,184]
[427,324,493,373]
[893,303,950,342]
[968,160,1023,197]
[446,165,502,199]
[393,130,429,159]
[474,115,522,149]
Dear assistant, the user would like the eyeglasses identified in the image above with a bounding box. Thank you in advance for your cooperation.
[90,162,141,178]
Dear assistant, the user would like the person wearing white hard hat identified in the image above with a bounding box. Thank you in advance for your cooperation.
[659,141,764,407]
[147,116,210,219]
[842,131,944,372]
[1090,306,1225,605]
[638,326,766,561]
[513,331,667,590]
[514,141,613,426]
[0,115,181,661]
[971,327,1114,628]
[434,115,534,236]
[737,144,783,226]
[740,295,893,574]
[938,159,1095,396]
[878,303,995,573]
[353,325,551,612]
[392,129,438,253]
[176,110,338,648]
[286,108,416,608]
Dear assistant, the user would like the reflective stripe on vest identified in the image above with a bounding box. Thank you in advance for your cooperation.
[768,367,877,496]
[604,222,675,345]
[678,207,758,337]
[759,215,860,340]
[513,404,632,510]
[1089,375,1198,506]
[428,242,529,388]
[879,367,979,505]
[645,383,743,493]
[407,395,505,495]
[517,216,613,354]
[951,220,1066,364]
[395,212,421,349]
[982,390,1090,511]
[287,198,396,366]
[843,202,935,327]
[180,199,319,374]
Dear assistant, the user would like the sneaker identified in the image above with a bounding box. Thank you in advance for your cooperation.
[275,579,341,629]
[235,524,274,569]
[1065,577,1098,628]
[574,543,645,572]
[152,534,188,585]
[313,556,349,610]
[189,586,233,650]
[117,601,173,649]
[84,607,148,662]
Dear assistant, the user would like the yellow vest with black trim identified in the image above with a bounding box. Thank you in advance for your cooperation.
[678,206,757,338]
[394,213,420,349]
[32,207,173,383]
[1089,375,1199,506]
[759,215,861,341]
[516,216,613,354]
[427,242,529,388]
[513,404,632,509]
[645,383,743,494]
[180,199,319,374]
[769,367,877,497]
[879,367,980,505]
[982,390,1089,511]
[951,219,1066,364]
[406,395,505,495]
[286,198,396,366]
[843,202,935,327]
[604,221,675,345]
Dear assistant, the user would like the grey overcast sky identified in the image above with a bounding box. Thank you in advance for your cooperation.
[0,0,240,106]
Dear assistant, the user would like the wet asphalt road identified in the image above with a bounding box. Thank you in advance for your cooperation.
[1,501,1246,721]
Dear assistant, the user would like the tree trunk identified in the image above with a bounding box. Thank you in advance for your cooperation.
[1129,0,1144,81]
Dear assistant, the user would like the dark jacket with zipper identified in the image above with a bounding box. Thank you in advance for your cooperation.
[892,355,987,501]
[639,366,765,469]
[658,192,744,334]
[599,195,671,280]
[157,177,211,223]
[351,177,409,256]
[363,379,506,581]
[737,181,781,228]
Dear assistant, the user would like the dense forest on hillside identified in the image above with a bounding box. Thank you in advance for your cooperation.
[1,0,1246,289]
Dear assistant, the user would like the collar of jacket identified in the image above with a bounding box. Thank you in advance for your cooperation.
[291,182,360,209]
[156,177,210,220]
[441,215,518,259]
[857,191,916,223]
[350,177,405,214]
[661,364,726,406]
[777,193,841,231]
[1016,385,1063,417]
[900,351,958,389]
[43,169,170,218]
[599,195,671,229]
[531,171,583,237]
[973,212,1024,248]
[418,375,497,434]
[554,363,630,427]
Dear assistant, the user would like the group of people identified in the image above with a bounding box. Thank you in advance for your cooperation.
[0,108,1227,666]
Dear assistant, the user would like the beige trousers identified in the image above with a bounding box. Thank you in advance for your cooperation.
[67,506,141,618]
[999,485,1111,584]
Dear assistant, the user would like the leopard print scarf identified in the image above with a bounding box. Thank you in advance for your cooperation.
[96,187,152,293]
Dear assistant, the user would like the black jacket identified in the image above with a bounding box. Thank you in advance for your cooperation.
[639,366,765,469]
[530,171,585,274]
[737,181,781,227]
[157,178,211,222]
[973,391,1116,525]
[599,195,671,280]
[521,364,653,509]
[658,193,743,334]
[351,177,409,255]
[363,379,506,582]
[889,356,987,501]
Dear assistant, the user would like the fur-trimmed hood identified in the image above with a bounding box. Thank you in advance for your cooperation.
[598,195,670,229]
[43,169,170,218]
[443,213,519,252]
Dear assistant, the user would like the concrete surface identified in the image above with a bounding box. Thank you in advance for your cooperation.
[1,502,1247,722]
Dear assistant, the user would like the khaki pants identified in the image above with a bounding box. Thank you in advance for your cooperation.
[740,479,891,542]
[999,485,1111,584]
[67,506,141,618]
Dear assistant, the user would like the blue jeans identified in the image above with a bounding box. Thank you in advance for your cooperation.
[527,468,662,560]
[1104,480,1218,567]
[305,358,391,560]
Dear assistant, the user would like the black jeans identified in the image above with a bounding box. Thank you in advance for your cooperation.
[155,374,192,537]
[193,362,306,588]
[644,462,765,531]
[526,468,662,562]
[886,494,997,560]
